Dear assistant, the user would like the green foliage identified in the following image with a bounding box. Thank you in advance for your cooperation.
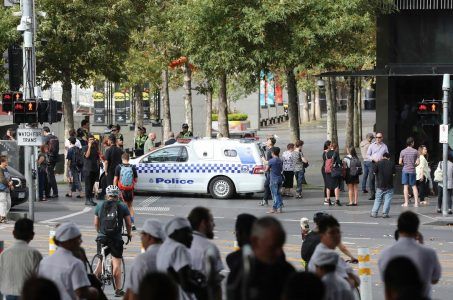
[211,113,248,121]
[36,0,141,87]
[0,6,21,90]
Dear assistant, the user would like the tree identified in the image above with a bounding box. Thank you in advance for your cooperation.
[0,6,20,90]
[345,77,355,149]
[179,0,262,138]
[37,0,139,136]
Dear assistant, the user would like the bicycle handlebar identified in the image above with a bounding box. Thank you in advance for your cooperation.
[122,233,131,245]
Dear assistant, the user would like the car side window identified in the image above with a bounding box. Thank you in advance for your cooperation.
[141,147,188,163]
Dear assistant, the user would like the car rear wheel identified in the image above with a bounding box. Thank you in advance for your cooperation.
[209,176,235,199]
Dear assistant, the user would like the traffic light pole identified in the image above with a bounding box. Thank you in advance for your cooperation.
[20,0,37,220]
[442,74,450,217]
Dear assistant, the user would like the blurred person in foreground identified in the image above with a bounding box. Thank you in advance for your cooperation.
[228,216,295,300]
[138,272,178,300]
[124,219,165,300]
[281,272,325,300]
[21,277,60,300]
[0,218,42,300]
[38,222,98,300]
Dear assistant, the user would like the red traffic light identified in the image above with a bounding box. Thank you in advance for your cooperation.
[14,102,25,113]
[2,92,13,112]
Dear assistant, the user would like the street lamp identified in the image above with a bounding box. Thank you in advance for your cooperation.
[316,78,325,89]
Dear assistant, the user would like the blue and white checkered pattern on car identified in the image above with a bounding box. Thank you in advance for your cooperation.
[136,163,254,174]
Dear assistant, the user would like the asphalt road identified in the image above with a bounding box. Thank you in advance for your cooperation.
[2,111,453,299]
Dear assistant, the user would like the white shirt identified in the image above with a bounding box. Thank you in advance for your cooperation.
[64,139,82,152]
[378,237,441,298]
[308,243,353,280]
[189,231,224,276]
[156,238,196,300]
[38,247,91,300]
[322,272,354,300]
[0,240,42,296]
[126,244,161,294]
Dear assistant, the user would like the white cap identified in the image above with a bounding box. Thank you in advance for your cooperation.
[312,249,339,267]
[142,219,165,240]
[55,222,81,242]
[300,217,310,229]
[165,217,191,236]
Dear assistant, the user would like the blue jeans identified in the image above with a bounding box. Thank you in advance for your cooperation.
[70,166,82,192]
[6,295,19,300]
[270,181,283,209]
[362,161,372,191]
[371,188,394,215]
[294,170,305,194]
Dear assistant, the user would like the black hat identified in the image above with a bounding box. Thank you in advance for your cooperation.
[182,123,189,129]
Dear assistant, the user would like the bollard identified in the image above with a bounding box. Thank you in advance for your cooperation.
[358,247,373,300]
[233,241,239,251]
[141,244,145,253]
[49,230,56,255]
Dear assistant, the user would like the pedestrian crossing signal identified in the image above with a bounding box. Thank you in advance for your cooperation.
[417,101,441,115]
[2,92,13,112]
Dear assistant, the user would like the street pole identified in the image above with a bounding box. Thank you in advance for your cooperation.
[20,0,36,220]
[442,74,450,217]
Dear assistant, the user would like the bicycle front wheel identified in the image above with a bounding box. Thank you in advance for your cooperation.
[90,254,105,290]
[112,257,126,291]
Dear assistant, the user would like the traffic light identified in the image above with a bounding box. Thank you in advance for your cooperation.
[417,101,441,115]
[3,45,23,91]
[37,100,48,123]
[13,100,26,124]
[48,99,62,123]
[2,92,13,112]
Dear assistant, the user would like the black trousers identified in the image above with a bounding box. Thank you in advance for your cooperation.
[263,173,272,201]
[84,171,98,200]
[46,161,58,196]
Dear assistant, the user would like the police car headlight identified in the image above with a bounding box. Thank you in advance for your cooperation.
[11,178,22,188]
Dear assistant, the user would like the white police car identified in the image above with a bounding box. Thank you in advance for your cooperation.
[129,138,266,199]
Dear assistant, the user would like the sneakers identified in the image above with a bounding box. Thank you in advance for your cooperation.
[85,199,97,206]
[296,193,302,199]
[449,209,453,215]
[335,200,342,206]
[368,196,375,201]
[382,214,390,218]
[259,200,269,206]
[324,199,331,206]
[362,190,368,194]
[115,289,125,297]
[437,208,442,213]
[370,213,378,218]
[132,225,137,231]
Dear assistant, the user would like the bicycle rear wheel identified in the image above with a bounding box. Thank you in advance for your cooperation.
[112,257,126,291]
[90,254,105,290]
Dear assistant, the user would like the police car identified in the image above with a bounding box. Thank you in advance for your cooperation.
[129,138,266,199]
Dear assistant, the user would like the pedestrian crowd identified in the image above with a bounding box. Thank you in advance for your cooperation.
[0,208,441,300]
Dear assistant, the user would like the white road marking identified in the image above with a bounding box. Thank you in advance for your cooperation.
[340,221,379,225]
[136,212,175,217]
[138,196,161,207]
[135,207,170,212]
[343,237,372,240]
[40,207,92,224]
[416,212,437,221]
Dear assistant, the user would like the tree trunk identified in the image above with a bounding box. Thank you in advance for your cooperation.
[182,61,193,132]
[353,78,360,148]
[286,67,300,142]
[357,79,363,141]
[161,69,171,140]
[326,77,338,144]
[315,84,321,120]
[310,90,316,121]
[301,91,310,123]
[331,78,338,145]
[205,80,213,138]
[345,78,355,149]
[134,84,144,136]
[218,73,229,137]
[62,73,74,138]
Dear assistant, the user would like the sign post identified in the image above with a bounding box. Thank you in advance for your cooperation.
[442,74,450,217]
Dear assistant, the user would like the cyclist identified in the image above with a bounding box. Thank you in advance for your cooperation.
[94,185,132,297]
[113,153,138,230]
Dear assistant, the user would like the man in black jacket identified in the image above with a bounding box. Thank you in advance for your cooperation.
[371,152,396,218]
[42,126,59,198]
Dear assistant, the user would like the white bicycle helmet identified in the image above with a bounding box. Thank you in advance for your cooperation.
[106,185,120,197]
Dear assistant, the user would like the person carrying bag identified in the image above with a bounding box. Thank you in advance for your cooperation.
[0,156,13,223]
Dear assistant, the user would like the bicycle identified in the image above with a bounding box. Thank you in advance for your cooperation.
[90,233,130,291]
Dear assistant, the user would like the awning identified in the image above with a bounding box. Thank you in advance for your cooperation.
[319,64,453,77]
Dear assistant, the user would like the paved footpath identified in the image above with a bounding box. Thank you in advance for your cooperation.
[1,111,453,299]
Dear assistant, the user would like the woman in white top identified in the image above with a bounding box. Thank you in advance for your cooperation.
[415,145,430,206]
[435,155,453,214]
[282,143,296,196]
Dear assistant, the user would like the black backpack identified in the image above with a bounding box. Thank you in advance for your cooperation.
[348,156,363,176]
[47,135,59,158]
[71,147,84,169]
[101,201,120,235]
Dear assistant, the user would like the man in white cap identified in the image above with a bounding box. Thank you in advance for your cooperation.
[188,207,224,298]
[124,219,165,300]
[312,249,354,300]
[156,217,204,300]
[38,222,98,300]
